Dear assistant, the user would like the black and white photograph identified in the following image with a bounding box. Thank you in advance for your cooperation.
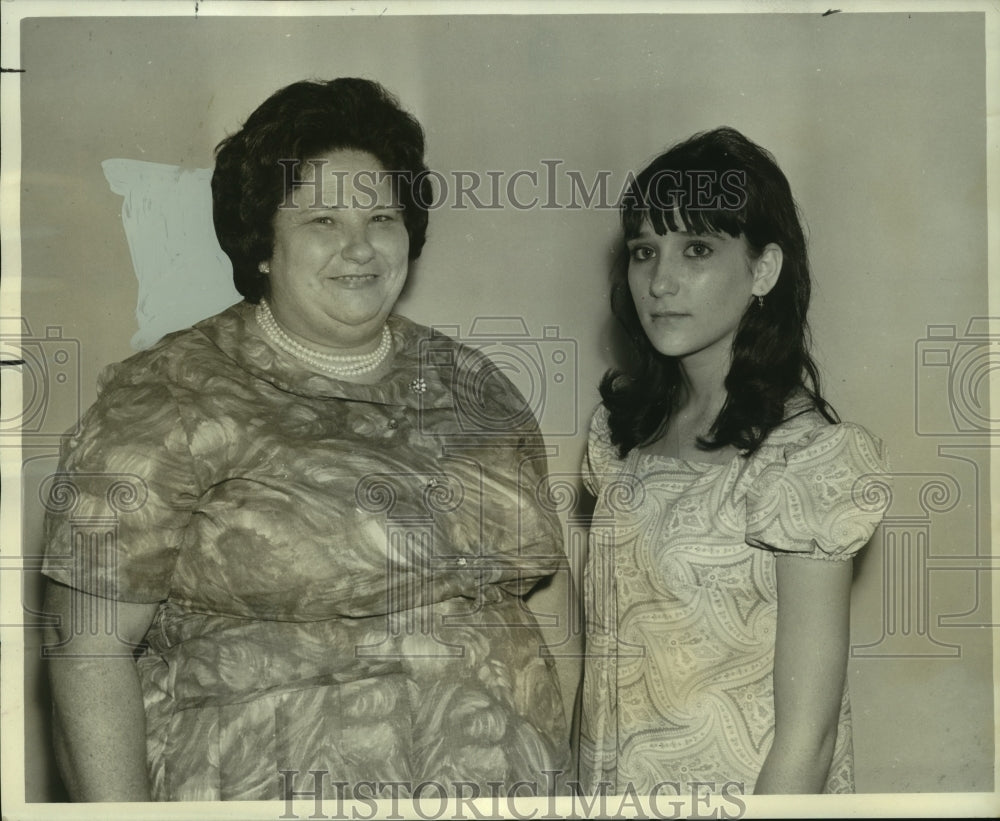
[1,2,996,819]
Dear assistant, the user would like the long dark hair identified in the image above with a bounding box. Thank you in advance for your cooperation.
[600,126,836,457]
[212,77,431,303]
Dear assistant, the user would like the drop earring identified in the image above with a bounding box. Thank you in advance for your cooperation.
[258,261,270,275]
[756,294,764,308]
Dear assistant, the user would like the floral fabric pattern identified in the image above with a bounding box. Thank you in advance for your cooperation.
[43,302,569,800]
[578,403,889,795]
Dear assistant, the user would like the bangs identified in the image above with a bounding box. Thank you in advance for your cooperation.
[621,156,750,240]
[622,171,747,240]
[624,202,745,239]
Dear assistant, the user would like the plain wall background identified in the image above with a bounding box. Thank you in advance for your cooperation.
[12,9,993,801]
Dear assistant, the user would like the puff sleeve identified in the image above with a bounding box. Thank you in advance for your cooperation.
[41,361,200,602]
[745,421,891,561]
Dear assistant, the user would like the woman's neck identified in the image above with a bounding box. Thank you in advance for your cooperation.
[676,350,729,419]
[639,352,735,464]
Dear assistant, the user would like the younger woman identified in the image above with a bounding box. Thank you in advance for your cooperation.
[578,127,890,795]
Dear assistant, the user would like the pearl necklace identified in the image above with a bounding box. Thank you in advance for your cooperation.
[255,299,393,377]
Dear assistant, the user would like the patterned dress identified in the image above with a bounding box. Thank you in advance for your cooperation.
[578,403,889,795]
[43,302,570,800]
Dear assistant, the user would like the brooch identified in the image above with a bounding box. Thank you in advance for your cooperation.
[409,377,428,394]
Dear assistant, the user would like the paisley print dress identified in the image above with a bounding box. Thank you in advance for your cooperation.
[578,403,889,795]
[43,302,569,800]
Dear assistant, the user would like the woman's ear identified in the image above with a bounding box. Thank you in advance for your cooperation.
[752,243,783,297]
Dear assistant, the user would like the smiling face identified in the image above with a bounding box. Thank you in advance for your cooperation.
[626,219,768,373]
[265,149,409,352]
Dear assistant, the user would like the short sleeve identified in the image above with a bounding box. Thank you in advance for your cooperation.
[582,404,618,497]
[41,362,200,602]
[745,422,891,561]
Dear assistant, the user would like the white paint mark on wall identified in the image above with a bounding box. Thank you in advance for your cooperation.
[102,159,241,350]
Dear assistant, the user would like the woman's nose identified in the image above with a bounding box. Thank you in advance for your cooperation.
[648,261,678,298]
[342,229,376,264]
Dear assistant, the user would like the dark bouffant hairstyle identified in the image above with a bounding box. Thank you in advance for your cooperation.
[212,77,431,302]
[600,126,836,457]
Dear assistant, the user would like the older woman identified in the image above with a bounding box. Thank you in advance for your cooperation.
[42,78,574,802]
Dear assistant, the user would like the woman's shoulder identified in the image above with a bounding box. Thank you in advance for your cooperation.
[582,403,624,494]
[98,303,245,393]
[588,402,613,443]
[391,315,496,363]
[388,313,491,373]
[762,407,888,472]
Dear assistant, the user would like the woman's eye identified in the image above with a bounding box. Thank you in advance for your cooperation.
[684,242,712,258]
[312,216,335,225]
[629,246,655,262]
[371,213,396,223]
